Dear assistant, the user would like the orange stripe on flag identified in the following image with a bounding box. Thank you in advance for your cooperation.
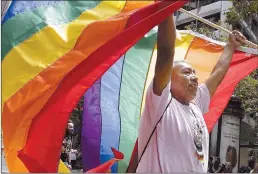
[184,37,224,83]
[205,51,258,132]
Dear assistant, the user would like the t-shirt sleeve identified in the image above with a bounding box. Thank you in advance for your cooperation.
[144,79,172,125]
[194,84,211,114]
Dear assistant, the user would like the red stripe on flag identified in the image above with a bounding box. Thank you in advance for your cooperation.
[126,139,139,173]
[204,51,257,132]
[18,1,187,172]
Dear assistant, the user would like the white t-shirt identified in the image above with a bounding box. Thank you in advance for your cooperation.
[137,80,210,173]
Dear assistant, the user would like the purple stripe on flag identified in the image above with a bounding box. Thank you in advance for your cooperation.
[81,79,102,172]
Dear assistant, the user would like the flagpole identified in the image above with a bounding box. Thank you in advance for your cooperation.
[179,8,258,49]
[1,1,12,20]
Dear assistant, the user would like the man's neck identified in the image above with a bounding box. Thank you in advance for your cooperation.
[171,92,190,105]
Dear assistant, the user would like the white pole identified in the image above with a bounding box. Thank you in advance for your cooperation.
[1,1,11,20]
[179,8,258,49]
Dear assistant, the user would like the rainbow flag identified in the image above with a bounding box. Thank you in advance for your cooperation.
[2,0,257,173]
[81,29,258,172]
[2,0,187,172]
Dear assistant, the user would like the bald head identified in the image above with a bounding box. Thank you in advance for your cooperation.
[172,60,195,76]
[173,60,187,66]
[173,60,190,69]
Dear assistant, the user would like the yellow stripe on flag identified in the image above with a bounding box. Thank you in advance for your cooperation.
[2,1,126,105]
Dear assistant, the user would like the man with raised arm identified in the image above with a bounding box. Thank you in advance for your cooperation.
[137,15,246,172]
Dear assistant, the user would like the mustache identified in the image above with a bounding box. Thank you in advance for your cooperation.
[189,80,198,87]
[189,82,198,87]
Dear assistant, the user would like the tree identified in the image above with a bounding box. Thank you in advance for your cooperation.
[184,0,258,116]
[234,71,258,116]
[224,0,258,44]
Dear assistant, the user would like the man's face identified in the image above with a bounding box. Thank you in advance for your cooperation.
[171,62,198,104]
[67,122,74,134]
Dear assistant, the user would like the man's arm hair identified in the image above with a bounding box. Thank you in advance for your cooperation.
[153,15,176,96]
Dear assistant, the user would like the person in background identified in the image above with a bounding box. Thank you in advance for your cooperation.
[77,149,83,168]
[63,119,74,152]
[215,163,226,173]
[67,119,75,136]
[208,157,214,173]
[61,145,68,164]
[246,166,252,173]
[61,119,75,169]
[248,149,256,170]
[224,162,232,173]
[251,163,258,173]
[213,157,221,172]
[239,165,251,173]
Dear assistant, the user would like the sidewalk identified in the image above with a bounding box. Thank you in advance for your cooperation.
[71,169,82,173]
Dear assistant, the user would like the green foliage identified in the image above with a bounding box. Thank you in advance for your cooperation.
[225,7,240,26]
[225,0,258,26]
[234,70,258,116]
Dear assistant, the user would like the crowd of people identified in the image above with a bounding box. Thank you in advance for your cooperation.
[208,149,258,173]
[239,164,258,173]
[239,165,252,173]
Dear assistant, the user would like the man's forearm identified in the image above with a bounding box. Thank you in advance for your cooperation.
[204,30,245,97]
[204,43,235,97]
[157,15,176,60]
[153,15,176,95]
[156,15,176,76]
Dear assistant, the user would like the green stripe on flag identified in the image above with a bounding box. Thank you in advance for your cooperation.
[118,30,157,172]
[2,1,100,60]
